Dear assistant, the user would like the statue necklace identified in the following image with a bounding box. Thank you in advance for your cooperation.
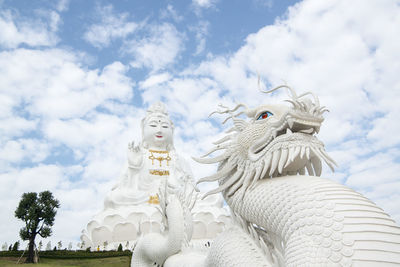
[148,149,172,167]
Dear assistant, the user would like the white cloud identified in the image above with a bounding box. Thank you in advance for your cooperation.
[190,20,209,55]
[191,0,219,17]
[0,9,59,48]
[56,0,70,12]
[126,23,185,71]
[44,113,131,153]
[84,5,138,49]
[0,49,133,120]
[0,139,50,165]
[140,72,172,89]
[252,0,273,9]
[18,165,64,191]
[0,94,15,118]
[346,154,400,189]
[0,117,37,137]
[192,0,218,9]
[367,110,400,149]
[48,11,61,32]
[319,115,354,146]
[160,4,183,22]
[165,77,221,122]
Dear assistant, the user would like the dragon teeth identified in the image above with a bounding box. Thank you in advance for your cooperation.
[292,146,301,161]
[278,148,288,174]
[311,156,322,176]
[262,152,272,177]
[270,150,281,176]
[288,119,294,128]
[288,146,295,161]
[306,162,314,176]
[285,146,295,168]
[284,153,293,168]
[306,147,310,160]
[261,144,335,178]
[300,146,306,158]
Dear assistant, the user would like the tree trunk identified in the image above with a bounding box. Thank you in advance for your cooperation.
[25,236,35,263]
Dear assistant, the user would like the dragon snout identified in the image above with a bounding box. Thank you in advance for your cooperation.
[286,116,322,135]
[248,114,324,162]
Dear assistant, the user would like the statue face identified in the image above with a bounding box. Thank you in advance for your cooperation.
[143,115,173,149]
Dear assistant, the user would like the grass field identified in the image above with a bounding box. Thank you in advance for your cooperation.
[0,256,131,267]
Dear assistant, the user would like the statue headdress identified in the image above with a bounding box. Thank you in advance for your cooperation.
[146,102,169,117]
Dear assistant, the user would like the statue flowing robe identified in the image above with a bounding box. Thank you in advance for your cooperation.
[105,148,194,209]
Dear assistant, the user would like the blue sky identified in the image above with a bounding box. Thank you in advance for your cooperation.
[1,0,399,249]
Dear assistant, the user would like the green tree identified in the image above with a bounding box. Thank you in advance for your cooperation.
[12,241,20,251]
[15,191,60,263]
[117,243,123,252]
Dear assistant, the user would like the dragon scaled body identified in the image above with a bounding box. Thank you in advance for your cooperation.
[195,86,400,266]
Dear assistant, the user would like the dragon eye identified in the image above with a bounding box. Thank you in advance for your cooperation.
[257,111,273,120]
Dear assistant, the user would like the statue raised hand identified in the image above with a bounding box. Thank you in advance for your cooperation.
[127,141,143,168]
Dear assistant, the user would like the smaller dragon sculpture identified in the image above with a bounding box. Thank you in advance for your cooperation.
[194,85,400,266]
[131,182,197,267]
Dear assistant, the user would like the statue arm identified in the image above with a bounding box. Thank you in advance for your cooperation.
[111,142,144,190]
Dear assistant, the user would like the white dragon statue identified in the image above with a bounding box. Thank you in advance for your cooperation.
[131,86,400,266]
[193,86,400,266]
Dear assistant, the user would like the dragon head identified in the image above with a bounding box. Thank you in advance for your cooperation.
[194,85,336,198]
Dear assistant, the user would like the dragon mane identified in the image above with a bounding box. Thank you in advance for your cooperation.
[194,86,336,199]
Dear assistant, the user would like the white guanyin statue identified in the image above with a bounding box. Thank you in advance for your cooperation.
[105,102,192,208]
[81,102,230,250]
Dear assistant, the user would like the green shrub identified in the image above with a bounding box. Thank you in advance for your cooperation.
[0,251,24,257]
[0,250,131,259]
